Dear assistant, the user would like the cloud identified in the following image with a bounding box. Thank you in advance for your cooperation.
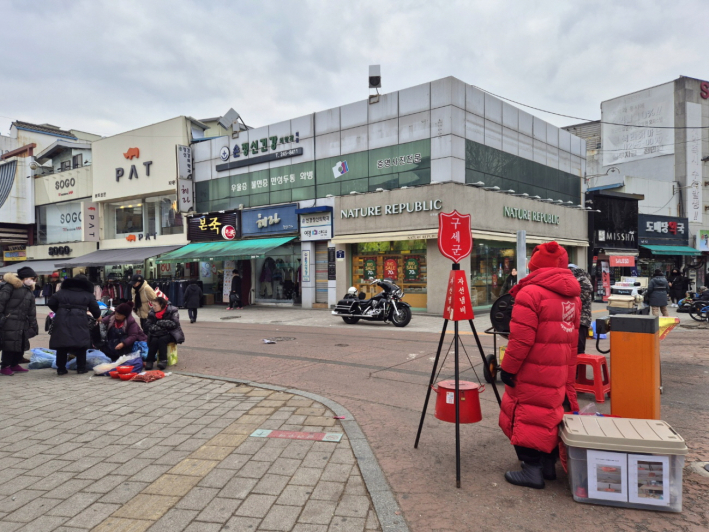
[1,0,706,137]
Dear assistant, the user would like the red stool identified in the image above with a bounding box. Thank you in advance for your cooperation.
[575,354,611,402]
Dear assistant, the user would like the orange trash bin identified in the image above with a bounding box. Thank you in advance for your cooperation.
[609,315,661,420]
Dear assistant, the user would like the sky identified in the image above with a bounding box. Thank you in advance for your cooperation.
[1,0,707,138]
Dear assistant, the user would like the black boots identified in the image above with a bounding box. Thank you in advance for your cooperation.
[145,362,154,370]
[57,368,68,376]
[522,456,557,480]
[505,463,545,489]
[157,360,167,371]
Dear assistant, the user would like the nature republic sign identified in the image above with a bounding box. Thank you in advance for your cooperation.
[503,206,560,225]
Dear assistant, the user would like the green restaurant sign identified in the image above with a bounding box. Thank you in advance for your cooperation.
[503,206,560,225]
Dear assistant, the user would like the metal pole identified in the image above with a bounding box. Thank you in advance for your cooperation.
[516,230,527,282]
[468,319,502,406]
[414,319,449,449]
[454,318,461,489]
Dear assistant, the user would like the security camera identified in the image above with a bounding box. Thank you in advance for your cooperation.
[369,65,381,88]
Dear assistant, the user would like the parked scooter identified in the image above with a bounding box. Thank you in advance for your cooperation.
[332,279,412,327]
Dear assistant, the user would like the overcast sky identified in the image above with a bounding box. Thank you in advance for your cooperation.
[1,0,706,138]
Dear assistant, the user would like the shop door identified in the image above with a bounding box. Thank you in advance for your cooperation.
[238,260,252,306]
[315,242,328,304]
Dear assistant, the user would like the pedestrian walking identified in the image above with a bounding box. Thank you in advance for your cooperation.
[501,268,518,295]
[48,275,101,375]
[668,268,684,307]
[227,270,242,310]
[102,301,147,361]
[646,269,670,317]
[0,267,39,376]
[131,274,156,330]
[144,297,184,370]
[568,264,593,354]
[183,280,203,323]
[498,241,581,489]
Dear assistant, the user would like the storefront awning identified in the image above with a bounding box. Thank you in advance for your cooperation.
[0,260,62,275]
[54,246,184,268]
[154,237,296,264]
[641,245,703,256]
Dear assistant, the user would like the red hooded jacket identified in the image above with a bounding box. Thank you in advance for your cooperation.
[498,267,581,453]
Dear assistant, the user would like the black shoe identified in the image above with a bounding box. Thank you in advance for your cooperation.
[145,362,154,371]
[522,459,557,480]
[57,368,68,376]
[505,464,545,489]
[77,368,89,375]
[157,361,167,371]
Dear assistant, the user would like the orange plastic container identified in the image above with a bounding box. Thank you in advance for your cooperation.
[609,315,660,420]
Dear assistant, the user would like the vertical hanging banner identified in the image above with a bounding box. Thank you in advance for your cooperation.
[177,145,194,213]
[439,210,474,320]
[82,202,100,242]
[686,102,702,224]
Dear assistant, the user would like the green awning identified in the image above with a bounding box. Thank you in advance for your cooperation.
[641,245,703,256]
[155,237,296,264]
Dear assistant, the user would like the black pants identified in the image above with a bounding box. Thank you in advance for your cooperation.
[56,346,89,372]
[669,290,683,304]
[140,318,148,331]
[188,308,197,322]
[1,350,24,369]
[229,292,241,308]
[578,325,589,355]
[147,335,171,363]
[515,445,557,466]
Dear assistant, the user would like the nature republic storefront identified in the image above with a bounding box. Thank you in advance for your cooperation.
[332,182,588,314]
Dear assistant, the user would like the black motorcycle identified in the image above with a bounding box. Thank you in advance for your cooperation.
[332,279,412,327]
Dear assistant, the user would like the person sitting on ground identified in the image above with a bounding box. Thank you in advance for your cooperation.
[102,301,147,361]
[144,297,184,370]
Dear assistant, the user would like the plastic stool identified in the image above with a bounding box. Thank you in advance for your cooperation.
[575,354,611,402]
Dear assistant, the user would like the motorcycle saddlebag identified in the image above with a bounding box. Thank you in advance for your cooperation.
[334,299,358,314]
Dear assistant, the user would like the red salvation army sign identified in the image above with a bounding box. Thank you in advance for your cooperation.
[438,211,472,263]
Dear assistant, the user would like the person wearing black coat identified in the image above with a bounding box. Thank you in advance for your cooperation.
[501,268,518,296]
[646,269,670,317]
[0,267,39,376]
[144,297,184,370]
[183,281,202,323]
[227,270,242,310]
[667,268,685,307]
[48,275,101,375]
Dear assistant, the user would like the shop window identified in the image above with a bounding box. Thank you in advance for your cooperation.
[60,160,71,172]
[115,204,144,235]
[255,243,301,301]
[352,240,428,310]
[157,197,183,236]
[108,194,183,238]
[72,154,82,168]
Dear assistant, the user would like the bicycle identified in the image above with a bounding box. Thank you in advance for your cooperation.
[688,300,709,322]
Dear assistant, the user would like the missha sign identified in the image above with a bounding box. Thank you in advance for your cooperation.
[340,200,442,219]
[503,206,560,225]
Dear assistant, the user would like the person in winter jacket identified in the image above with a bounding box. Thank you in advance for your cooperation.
[568,264,593,354]
[498,241,581,489]
[144,297,184,370]
[131,274,157,331]
[667,268,685,307]
[183,281,202,323]
[0,267,39,376]
[48,275,101,375]
[646,269,670,316]
[227,270,242,310]
[501,268,518,295]
[102,301,147,361]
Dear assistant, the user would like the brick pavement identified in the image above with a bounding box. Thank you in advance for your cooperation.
[0,370,394,532]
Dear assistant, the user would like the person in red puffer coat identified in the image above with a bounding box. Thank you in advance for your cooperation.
[498,241,581,489]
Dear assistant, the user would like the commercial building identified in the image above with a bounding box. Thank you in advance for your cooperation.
[190,76,589,311]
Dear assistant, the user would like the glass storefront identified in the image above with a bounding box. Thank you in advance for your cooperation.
[351,240,428,310]
[106,194,184,238]
[255,242,301,301]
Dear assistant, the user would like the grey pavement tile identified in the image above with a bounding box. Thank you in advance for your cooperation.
[128,464,172,483]
[302,452,332,469]
[223,515,261,531]
[0,490,45,513]
[59,457,103,474]
[311,481,346,502]
[292,525,328,532]
[276,485,313,507]
[330,449,356,465]
[47,492,102,518]
[198,467,237,489]
[235,461,271,480]
[43,479,93,500]
[158,433,191,447]
[0,474,41,496]
[344,476,367,496]
[214,453,249,471]
[147,508,198,532]
[175,486,220,511]
[176,439,210,453]
[3,496,62,523]
[320,463,353,482]
[102,458,153,478]
[98,481,149,504]
[289,468,323,487]
[251,446,284,463]
[258,420,285,430]
[233,494,276,519]
[12,454,54,471]
[334,495,370,519]
[195,496,242,523]
[105,448,144,464]
[0,522,22,532]
[220,477,258,500]
[183,520,223,531]
[82,474,130,494]
[328,516,367,532]
[311,442,337,455]
[9,444,52,459]
[22,459,72,478]
[0,467,26,484]
[267,457,302,476]
[251,474,290,496]
[259,504,301,531]
[280,441,315,460]
[232,439,267,455]
[154,451,192,467]
[365,509,380,530]
[75,462,121,480]
[298,500,336,525]
[15,515,69,532]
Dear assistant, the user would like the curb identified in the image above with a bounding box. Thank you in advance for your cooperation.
[174,371,409,532]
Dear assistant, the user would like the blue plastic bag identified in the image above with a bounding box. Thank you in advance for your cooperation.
[133,341,149,360]
[65,349,111,370]
[29,348,56,369]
